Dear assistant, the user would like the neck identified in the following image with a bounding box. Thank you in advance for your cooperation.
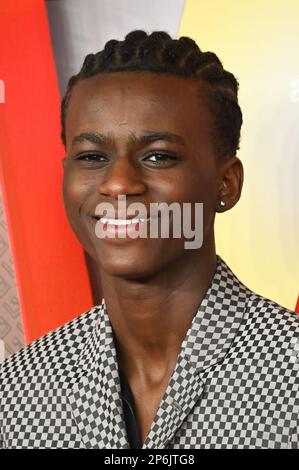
[99,242,217,385]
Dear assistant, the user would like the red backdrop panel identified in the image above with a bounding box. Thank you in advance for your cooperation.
[0,0,93,343]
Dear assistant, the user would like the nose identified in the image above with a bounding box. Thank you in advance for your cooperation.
[97,157,146,198]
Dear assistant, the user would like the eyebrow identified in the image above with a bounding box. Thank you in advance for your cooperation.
[71,131,186,147]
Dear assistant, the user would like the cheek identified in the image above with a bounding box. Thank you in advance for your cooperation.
[152,173,216,241]
[62,169,91,216]
[174,168,217,233]
[166,169,216,203]
[62,170,99,259]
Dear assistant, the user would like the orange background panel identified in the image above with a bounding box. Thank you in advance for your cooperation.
[0,0,93,343]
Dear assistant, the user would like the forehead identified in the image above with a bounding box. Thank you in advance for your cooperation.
[65,72,213,147]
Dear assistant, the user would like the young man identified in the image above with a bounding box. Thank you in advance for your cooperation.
[0,30,298,449]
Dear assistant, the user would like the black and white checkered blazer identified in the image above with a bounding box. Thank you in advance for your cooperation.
[1,255,298,449]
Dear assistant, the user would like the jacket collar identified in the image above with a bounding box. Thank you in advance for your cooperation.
[67,255,251,449]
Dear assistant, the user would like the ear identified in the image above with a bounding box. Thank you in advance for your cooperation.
[61,157,66,169]
[216,156,244,213]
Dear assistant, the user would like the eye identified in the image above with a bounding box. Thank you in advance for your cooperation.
[142,153,179,167]
[76,153,108,163]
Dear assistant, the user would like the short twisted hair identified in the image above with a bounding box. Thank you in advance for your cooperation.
[61,30,242,159]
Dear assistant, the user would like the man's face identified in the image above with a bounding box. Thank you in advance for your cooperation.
[62,72,220,280]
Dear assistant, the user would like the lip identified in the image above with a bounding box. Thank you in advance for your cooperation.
[89,215,153,223]
[90,215,154,238]
[92,211,151,220]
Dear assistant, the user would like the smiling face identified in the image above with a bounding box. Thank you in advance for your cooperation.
[62,71,237,280]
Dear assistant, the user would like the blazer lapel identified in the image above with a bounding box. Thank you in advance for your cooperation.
[66,300,129,449]
[142,359,206,449]
[142,256,251,449]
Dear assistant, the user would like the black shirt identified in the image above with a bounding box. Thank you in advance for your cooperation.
[119,368,142,449]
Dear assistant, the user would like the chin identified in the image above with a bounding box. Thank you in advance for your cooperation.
[95,253,163,281]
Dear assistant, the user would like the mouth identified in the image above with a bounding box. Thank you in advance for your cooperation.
[91,216,151,225]
[89,214,158,238]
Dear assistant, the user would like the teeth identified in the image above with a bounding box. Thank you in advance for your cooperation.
[100,217,150,226]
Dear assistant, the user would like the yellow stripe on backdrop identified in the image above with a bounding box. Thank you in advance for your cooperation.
[179,0,299,310]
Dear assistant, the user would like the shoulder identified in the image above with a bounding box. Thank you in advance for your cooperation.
[217,255,298,331]
[219,253,299,360]
[0,302,103,386]
[237,290,299,364]
[245,290,298,330]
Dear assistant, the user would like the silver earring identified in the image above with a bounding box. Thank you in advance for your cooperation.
[220,200,226,207]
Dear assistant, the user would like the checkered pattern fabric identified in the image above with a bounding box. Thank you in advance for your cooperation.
[0,255,298,448]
